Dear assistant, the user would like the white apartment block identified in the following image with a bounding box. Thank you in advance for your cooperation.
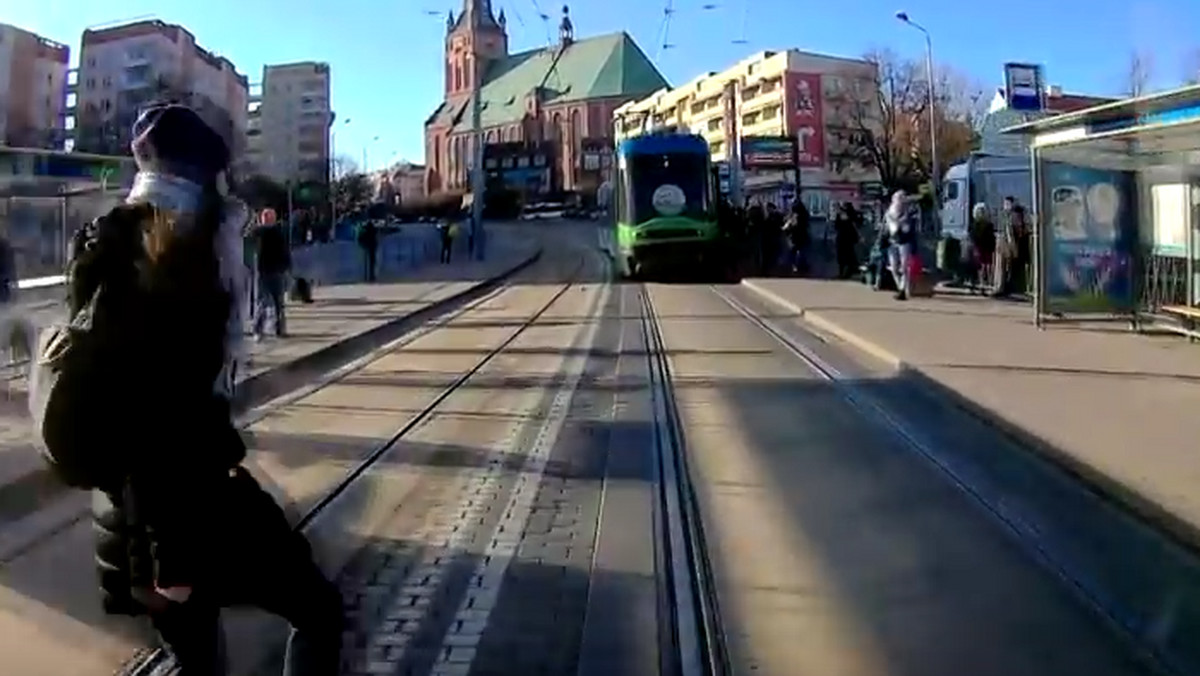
[245,61,332,184]
[0,23,70,149]
[614,49,883,214]
[74,20,248,157]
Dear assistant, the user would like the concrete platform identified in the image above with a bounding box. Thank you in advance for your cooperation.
[743,277,1200,550]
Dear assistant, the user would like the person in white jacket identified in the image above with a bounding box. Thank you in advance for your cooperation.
[885,190,915,300]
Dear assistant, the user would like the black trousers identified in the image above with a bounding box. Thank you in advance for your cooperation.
[364,247,377,282]
[150,469,343,676]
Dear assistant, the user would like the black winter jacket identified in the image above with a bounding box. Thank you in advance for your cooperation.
[76,206,247,615]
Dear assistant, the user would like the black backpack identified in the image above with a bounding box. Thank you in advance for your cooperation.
[28,211,146,489]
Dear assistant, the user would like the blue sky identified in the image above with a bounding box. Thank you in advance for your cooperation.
[13,0,1199,170]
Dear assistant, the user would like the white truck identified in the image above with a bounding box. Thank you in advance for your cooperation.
[939,153,1034,242]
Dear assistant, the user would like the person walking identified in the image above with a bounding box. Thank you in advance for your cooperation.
[833,203,861,279]
[357,218,379,282]
[59,104,344,675]
[0,228,14,306]
[251,207,292,340]
[968,202,997,294]
[438,214,458,264]
[885,191,915,301]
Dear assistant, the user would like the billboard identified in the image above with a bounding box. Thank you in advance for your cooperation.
[741,136,796,169]
[783,71,826,168]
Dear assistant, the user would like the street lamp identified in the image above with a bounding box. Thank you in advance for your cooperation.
[895,10,940,216]
[330,117,350,227]
[363,135,380,173]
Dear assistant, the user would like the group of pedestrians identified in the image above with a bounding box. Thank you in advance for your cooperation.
[29,104,343,675]
[716,195,866,280]
[966,196,1032,298]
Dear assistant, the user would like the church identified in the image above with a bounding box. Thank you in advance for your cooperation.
[423,1,668,198]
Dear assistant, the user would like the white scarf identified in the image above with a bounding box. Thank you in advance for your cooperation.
[126,171,248,399]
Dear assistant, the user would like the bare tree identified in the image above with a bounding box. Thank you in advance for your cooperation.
[1126,50,1154,97]
[836,49,982,192]
[330,154,359,180]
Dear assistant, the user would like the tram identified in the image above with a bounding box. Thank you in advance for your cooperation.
[612,133,720,279]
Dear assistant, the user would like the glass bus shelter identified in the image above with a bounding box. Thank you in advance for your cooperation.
[1003,85,1200,339]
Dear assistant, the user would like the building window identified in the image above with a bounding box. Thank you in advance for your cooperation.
[87,79,95,90]
[571,109,581,144]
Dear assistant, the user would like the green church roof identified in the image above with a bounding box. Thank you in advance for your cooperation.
[430,32,668,134]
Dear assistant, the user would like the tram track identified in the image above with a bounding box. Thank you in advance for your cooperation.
[638,287,729,676]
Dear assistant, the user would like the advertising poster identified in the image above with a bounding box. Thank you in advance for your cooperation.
[1041,162,1137,313]
[783,72,825,168]
[740,135,795,169]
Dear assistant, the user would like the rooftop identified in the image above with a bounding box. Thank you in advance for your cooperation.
[1002,84,1200,137]
[428,31,668,134]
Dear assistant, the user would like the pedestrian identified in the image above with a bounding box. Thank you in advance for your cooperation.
[833,203,860,279]
[357,218,379,282]
[438,214,457,264]
[0,227,15,305]
[252,206,292,340]
[993,196,1030,298]
[47,104,343,675]
[783,199,811,275]
[761,202,785,276]
[968,202,997,294]
[885,190,915,301]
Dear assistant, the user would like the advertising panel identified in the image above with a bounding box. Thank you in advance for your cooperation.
[741,136,795,169]
[783,71,826,168]
[1040,162,1138,314]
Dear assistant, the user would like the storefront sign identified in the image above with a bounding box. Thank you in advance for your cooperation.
[783,71,826,167]
[1040,162,1137,313]
[1004,62,1045,112]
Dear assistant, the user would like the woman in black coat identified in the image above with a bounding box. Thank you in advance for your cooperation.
[85,104,343,676]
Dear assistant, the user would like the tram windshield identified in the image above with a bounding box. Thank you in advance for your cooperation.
[620,152,710,224]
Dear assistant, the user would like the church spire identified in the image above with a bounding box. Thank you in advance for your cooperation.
[459,0,501,28]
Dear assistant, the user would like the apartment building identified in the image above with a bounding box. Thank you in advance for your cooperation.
[614,49,883,215]
[74,20,248,156]
[0,23,70,149]
[245,61,332,184]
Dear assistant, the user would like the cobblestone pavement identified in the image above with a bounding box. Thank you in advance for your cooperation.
[0,226,568,676]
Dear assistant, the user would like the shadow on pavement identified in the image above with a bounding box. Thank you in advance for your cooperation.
[674,370,1159,676]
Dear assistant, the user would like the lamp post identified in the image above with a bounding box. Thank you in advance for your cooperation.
[330,117,350,227]
[362,135,380,173]
[895,11,940,217]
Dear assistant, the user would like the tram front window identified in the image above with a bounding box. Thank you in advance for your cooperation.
[623,153,709,224]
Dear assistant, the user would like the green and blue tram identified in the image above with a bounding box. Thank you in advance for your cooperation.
[612,133,720,279]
